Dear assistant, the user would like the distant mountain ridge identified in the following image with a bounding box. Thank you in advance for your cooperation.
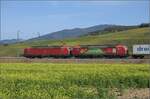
[31,23,149,41]
[0,39,22,45]
[2,23,148,44]
[30,24,129,41]
[83,25,138,36]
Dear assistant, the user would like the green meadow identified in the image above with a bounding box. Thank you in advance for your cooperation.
[0,27,149,56]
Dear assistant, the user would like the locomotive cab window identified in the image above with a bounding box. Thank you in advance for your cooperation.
[112,48,116,54]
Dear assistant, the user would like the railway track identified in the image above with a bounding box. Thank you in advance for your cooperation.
[0,57,149,64]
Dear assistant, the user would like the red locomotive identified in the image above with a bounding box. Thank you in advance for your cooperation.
[24,46,71,58]
[23,44,128,58]
[71,44,128,58]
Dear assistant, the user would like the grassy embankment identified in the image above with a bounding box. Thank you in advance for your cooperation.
[0,27,149,56]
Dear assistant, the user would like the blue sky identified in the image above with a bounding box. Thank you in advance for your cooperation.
[1,1,150,40]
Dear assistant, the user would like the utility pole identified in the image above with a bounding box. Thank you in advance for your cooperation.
[17,30,20,41]
[37,32,40,38]
[0,0,1,41]
[0,31,1,41]
[16,30,20,57]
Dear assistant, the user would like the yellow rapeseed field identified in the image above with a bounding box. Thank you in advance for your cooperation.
[0,63,149,99]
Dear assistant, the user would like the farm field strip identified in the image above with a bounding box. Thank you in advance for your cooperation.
[0,63,149,99]
[0,58,150,64]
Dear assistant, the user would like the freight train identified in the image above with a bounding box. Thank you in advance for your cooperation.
[23,44,150,59]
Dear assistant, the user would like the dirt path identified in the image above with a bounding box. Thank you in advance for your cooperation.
[117,88,150,99]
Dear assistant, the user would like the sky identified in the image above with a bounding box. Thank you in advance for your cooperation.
[0,1,150,40]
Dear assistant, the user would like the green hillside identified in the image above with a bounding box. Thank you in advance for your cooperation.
[0,27,149,56]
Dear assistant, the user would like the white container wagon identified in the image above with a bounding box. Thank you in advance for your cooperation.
[132,44,150,58]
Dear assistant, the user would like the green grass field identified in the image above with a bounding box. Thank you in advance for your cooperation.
[0,63,149,99]
[0,27,149,56]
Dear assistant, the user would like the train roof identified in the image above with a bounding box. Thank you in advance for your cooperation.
[31,44,121,48]
[31,45,61,48]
